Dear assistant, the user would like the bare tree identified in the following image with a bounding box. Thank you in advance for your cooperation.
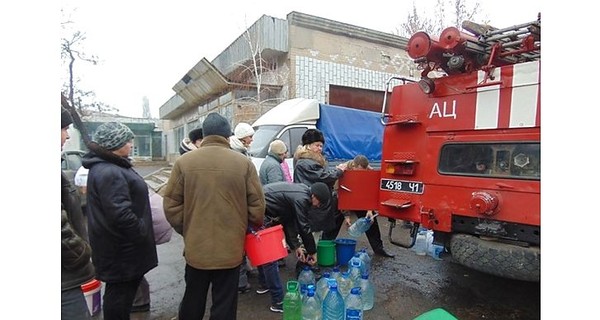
[397,0,481,37]
[62,92,92,146]
[228,24,286,122]
[451,0,481,29]
[61,8,118,116]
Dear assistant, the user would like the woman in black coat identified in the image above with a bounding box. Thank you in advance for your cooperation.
[293,129,347,240]
[82,122,158,319]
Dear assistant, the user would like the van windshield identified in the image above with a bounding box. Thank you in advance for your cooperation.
[248,125,283,157]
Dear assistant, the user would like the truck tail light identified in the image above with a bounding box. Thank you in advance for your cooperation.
[385,162,416,175]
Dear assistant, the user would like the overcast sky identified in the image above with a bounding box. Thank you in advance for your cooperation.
[60,0,543,118]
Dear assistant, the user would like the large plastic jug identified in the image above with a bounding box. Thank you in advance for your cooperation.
[322,278,345,320]
[347,217,373,238]
[283,280,302,320]
[359,273,374,311]
[298,265,316,296]
[302,285,322,320]
[344,287,363,320]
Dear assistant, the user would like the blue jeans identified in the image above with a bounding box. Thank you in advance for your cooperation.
[257,261,284,305]
[238,255,249,289]
[61,287,91,319]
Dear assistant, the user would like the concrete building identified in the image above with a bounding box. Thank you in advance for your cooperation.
[63,112,164,162]
[159,11,412,163]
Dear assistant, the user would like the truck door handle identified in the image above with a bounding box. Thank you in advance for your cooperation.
[496,182,515,189]
[339,185,352,192]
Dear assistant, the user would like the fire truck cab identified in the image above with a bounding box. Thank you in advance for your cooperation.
[338,16,541,282]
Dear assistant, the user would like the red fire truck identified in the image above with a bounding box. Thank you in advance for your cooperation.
[338,15,541,282]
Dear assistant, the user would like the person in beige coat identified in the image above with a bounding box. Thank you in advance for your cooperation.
[163,112,266,320]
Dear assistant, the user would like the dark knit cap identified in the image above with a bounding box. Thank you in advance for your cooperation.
[302,129,325,146]
[310,182,331,205]
[188,128,203,143]
[94,122,135,151]
[61,107,73,129]
[202,113,232,139]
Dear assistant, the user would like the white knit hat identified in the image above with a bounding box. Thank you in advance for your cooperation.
[234,123,255,139]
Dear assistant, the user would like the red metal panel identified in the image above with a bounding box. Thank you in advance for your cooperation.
[337,170,381,211]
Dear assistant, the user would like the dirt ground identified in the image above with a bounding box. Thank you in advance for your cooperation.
[90,218,540,320]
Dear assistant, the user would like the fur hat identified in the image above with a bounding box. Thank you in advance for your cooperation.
[310,182,331,205]
[61,107,73,129]
[94,122,134,151]
[188,128,203,143]
[202,113,232,139]
[234,123,255,139]
[269,140,287,155]
[301,129,325,146]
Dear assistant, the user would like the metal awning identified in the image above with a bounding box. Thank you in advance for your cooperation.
[160,58,230,119]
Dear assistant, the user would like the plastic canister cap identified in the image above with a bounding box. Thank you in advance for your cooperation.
[81,279,101,292]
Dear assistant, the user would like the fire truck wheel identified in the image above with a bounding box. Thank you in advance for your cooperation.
[449,233,540,282]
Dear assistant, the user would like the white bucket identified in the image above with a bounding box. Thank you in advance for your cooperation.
[81,279,102,316]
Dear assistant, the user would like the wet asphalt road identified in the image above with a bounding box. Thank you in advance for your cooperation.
[95,164,541,320]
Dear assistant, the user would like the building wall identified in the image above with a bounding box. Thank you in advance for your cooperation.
[161,12,413,164]
[289,22,413,103]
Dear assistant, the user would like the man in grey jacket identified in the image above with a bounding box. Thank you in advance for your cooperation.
[61,107,95,319]
[164,112,265,320]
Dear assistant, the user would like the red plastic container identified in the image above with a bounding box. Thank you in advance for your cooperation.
[245,225,288,267]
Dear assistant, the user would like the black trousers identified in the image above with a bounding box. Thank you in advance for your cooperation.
[103,276,144,320]
[179,263,240,320]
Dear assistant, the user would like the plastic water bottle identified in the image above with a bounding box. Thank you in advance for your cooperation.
[344,287,363,320]
[316,272,331,301]
[429,244,444,260]
[298,265,316,296]
[347,254,363,273]
[283,280,302,320]
[347,217,373,238]
[425,230,444,260]
[358,273,374,311]
[348,259,363,288]
[356,249,371,274]
[303,284,317,303]
[302,285,322,320]
[330,266,342,284]
[322,279,345,320]
[413,229,428,256]
[337,271,353,298]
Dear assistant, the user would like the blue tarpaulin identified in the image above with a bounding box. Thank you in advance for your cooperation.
[317,104,383,162]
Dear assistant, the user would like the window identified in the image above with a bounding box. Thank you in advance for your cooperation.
[133,135,151,157]
[439,142,540,180]
[287,127,309,157]
[248,125,283,158]
[174,126,185,153]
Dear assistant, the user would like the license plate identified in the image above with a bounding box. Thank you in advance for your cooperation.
[380,178,424,194]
